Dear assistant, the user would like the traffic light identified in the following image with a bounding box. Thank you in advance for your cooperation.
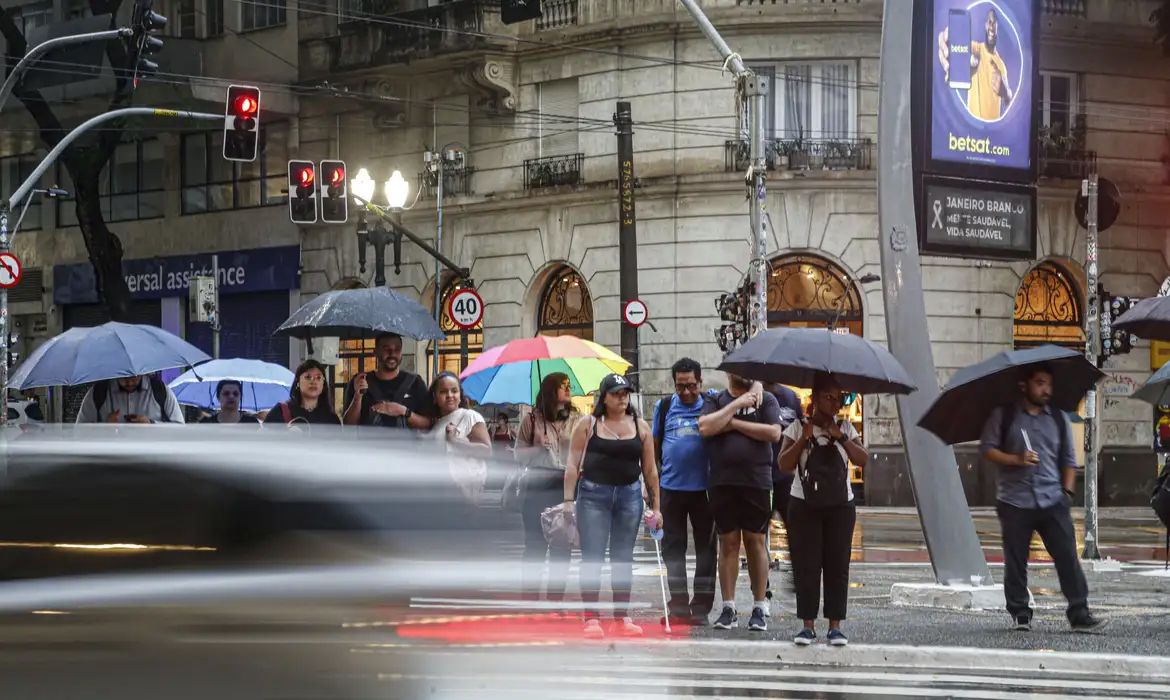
[223,85,261,162]
[288,160,317,224]
[1098,286,1140,365]
[319,160,348,224]
[130,0,167,80]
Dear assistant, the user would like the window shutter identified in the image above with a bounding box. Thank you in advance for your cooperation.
[538,78,579,157]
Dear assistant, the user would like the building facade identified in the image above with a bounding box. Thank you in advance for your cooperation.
[6,0,1169,504]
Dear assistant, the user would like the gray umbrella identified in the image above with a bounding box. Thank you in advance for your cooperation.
[274,286,445,341]
[917,345,1102,445]
[1112,296,1170,340]
[716,327,916,394]
[1132,361,1170,406]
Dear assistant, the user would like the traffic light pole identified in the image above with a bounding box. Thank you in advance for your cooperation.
[0,106,220,426]
[677,0,768,338]
[0,28,133,115]
[1083,173,1101,560]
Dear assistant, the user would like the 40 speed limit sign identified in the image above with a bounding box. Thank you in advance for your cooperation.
[446,288,485,330]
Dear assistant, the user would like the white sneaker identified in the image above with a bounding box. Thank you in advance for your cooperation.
[618,617,643,637]
[583,619,605,639]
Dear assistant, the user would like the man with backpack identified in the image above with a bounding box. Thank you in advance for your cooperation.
[342,332,431,430]
[699,373,782,632]
[980,364,1106,634]
[75,375,185,424]
[652,358,717,627]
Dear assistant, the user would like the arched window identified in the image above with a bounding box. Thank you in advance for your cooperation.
[767,253,863,336]
[538,266,594,340]
[1013,261,1085,350]
[427,278,484,377]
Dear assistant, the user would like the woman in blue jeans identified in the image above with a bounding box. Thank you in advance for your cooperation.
[564,373,662,639]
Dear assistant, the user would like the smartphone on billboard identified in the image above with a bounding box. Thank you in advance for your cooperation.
[947,8,972,89]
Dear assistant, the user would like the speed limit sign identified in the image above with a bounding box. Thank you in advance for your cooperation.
[447,288,485,330]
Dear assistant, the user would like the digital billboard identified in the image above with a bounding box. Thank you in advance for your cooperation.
[928,0,1037,177]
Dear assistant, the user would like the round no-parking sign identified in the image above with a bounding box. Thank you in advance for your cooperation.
[447,288,485,330]
[0,253,22,289]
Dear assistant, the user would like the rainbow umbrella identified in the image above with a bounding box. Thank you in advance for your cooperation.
[459,335,630,405]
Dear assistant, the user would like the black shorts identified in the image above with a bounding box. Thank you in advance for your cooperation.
[708,485,772,535]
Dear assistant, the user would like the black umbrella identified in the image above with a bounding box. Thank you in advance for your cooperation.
[716,327,916,394]
[1112,296,1170,340]
[917,345,1102,445]
[274,286,445,341]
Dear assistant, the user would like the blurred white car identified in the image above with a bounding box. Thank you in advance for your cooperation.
[4,398,43,430]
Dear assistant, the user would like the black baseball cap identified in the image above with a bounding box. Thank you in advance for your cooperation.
[598,373,632,395]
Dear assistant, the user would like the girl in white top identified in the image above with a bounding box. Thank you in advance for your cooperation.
[429,372,492,502]
[778,373,868,648]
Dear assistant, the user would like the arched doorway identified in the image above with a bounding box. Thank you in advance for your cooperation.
[767,253,865,493]
[427,277,484,377]
[538,266,594,340]
[1013,261,1085,350]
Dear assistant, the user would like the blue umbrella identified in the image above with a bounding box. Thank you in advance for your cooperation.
[9,322,211,390]
[168,358,295,413]
[274,286,444,341]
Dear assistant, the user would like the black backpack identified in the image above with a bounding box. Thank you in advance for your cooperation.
[92,377,171,423]
[998,404,1069,466]
[800,422,849,508]
[1151,463,1170,568]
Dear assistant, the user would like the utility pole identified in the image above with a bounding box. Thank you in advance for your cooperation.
[1,212,10,428]
[677,0,768,338]
[614,102,640,384]
[434,154,444,380]
[1082,173,1101,560]
[211,254,221,359]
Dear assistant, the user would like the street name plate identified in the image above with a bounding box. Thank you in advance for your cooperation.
[921,177,1036,260]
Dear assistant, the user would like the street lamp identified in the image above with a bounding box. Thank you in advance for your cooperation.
[351,168,405,288]
[385,170,409,209]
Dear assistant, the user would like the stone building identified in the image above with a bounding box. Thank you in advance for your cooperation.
[5,0,1169,504]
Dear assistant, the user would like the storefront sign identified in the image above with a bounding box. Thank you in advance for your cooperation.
[927,0,1038,180]
[920,177,1035,259]
[53,246,300,304]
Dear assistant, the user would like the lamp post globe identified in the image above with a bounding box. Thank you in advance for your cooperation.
[351,167,376,206]
[385,170,409,209]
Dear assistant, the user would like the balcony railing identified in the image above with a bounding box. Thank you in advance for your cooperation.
[1039,149,1096,180]
[1043,0,1086,17]
[537,0,578,29]
[418,167,476,198]
[524,153,584,189]
[333,0,499,70]
[724,138,874,173]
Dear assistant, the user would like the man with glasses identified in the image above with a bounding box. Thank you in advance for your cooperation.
[652,358,717,627]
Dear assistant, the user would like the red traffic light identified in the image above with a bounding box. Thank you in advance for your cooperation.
[234,94,258,117]
[296,166,314,187]
[329,166,345,186]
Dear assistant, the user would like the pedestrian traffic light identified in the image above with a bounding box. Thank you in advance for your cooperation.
[288,160,317,224]
[130,0,167,79]
[223,85,261,162]
[319,160,348,224]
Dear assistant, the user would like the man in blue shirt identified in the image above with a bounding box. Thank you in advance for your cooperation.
[653,358,716,627]
[980,364,1106,634]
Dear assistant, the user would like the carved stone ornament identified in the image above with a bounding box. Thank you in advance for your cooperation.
[460,55,518,114]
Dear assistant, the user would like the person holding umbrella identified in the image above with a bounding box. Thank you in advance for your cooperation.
[265,360,342,426]
[342,333,431,431]
[76,375,185,424]
[778,373,865,647]
[201,380,260,424]
[980,363,1106,634]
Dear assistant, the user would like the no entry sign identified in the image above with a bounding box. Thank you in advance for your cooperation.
[0,253,22,289]
[447,288,484,330]
[622,299,648,327]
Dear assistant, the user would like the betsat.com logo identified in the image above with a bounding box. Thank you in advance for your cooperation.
[948,132,1011,157]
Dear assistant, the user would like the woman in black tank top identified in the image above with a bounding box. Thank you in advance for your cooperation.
[564,373,662,639]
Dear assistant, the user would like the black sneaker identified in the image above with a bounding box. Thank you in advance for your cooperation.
[748,606,767,631]
[713,606,738,630]
[827,628,848,647]
[1012,616,1031,632]
[1071,614,1108,634]
[793,627,816,646]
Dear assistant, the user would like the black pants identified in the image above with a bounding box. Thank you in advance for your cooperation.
[660,488,717,618]
[520,472,570,601]
[787,497,855,621]
[996,500,1089,622]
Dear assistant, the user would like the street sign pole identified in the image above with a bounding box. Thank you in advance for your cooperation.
[615,101,641,387]
[1082,173,1101,560]
[0,211,9,428]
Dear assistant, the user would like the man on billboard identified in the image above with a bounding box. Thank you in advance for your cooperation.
[938,8,1014,121]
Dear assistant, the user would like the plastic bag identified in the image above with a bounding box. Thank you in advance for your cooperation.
[541,502,579,548]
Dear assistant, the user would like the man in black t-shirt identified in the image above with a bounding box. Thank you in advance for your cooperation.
[699,374,782,633]
[342,333,432,430]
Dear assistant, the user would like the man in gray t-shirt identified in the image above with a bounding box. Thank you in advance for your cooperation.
[979,364,1105,634]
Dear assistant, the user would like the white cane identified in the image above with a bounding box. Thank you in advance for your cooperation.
[652,533,671,634]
